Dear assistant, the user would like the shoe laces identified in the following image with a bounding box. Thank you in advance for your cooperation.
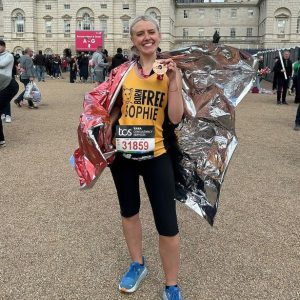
[127,262,143,279]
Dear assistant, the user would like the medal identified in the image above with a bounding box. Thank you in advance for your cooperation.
[153,60,167,80]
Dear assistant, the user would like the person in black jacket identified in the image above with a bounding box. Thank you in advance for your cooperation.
[109,48,128,71]
[274,51,293,104]
[33,50,46,82]
[272,56,279,92]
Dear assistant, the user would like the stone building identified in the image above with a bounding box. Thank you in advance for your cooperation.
[0,0,299,55]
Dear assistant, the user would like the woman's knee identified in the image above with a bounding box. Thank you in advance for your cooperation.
[121,210,140,220]
[156,223,179,237]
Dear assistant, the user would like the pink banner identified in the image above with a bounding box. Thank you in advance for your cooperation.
[75,31,103,51]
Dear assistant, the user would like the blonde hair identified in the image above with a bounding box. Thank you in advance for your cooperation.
[130,15,160,37]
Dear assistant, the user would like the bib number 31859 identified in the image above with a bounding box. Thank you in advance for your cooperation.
[115,125,155,156]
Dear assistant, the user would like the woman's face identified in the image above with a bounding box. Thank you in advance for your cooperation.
[131,20,160,57]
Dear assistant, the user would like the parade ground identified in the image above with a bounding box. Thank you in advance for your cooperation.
[1,77,299,300]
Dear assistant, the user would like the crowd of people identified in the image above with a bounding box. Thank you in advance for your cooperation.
[0,43,130,148]
[69,47,128,84]
[255,50,300,131]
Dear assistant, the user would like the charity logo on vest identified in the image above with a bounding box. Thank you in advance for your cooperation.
[123,87,166,121]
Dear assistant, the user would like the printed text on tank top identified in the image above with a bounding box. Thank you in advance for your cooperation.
[116,67,169,159]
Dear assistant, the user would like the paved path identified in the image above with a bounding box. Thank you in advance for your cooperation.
[1,78,299,300]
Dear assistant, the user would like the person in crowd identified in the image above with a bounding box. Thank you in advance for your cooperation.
[0,40,19,147]
[33,50,46,82]
[46,55,53,77]
[92,46,109,85]
[294,102,300,130]
[104,15,184,300]
[272,56,279,92]
[13,47,36,108]
[292,56,300,103]
[0,51,18,123]
[69,56,78,83]
[79,53,89,82]
[52,54,61,79]
[88,55,95,83]
[102,49,111,78]
[109,48,128,71]
[254,55,264,91]
[273,51,292,105]
[61,57,68,73]
[294,58,300,130]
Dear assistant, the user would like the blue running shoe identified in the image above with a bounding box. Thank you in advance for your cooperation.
[118,257,148,293]
[163,286,183,300]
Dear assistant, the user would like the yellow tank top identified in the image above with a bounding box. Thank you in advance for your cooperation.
[118,66,169,157]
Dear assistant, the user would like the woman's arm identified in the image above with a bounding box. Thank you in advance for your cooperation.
[162,59,184,124]
[104,91,123,145]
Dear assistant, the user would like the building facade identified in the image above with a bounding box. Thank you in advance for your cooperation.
[0,0,299,55]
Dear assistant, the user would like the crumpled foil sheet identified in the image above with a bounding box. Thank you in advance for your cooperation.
[73,43,255,225]
[160,44,255,225]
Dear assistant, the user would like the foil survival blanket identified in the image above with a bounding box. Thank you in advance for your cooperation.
[73,44,256,225]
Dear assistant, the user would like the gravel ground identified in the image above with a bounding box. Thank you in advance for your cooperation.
[0,77,299,300]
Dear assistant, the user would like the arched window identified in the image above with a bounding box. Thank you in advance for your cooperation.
[145,7,161,28]
[11,10,25,33]
[82,13,91,30]
[76,8,94,30]
[13,46,24,55]
[274,7,291,37]
[44,48,53,55]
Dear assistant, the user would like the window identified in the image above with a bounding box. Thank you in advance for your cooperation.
[297,17,300,34]
[274,8,291,37]
[248,9,254,17]
[183,28,188,38]
[82,13,92,30]
[122,20,129,34]
[147,10,161,27]
[100,19,107,37]
[198,28,204,37]
[123,4,129,9]
[45,4,51,10]
[277,19,287,34]
[230,28,236,37]
[145,8,161,27]
[246,27,252,37]
[64,4,70,9]
[45,20,52,33]
[64,20,70,33]
[15,13,24,33]
[184,10,188,18]
[199,9,204,19]
[101,4,107,9]
[77,9,94,30]
[215,9,221,19]
[231,9,237,18]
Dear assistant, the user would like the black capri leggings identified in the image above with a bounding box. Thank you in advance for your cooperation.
[110,153,178,237]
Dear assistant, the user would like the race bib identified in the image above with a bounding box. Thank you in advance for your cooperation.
[115,125,155,159]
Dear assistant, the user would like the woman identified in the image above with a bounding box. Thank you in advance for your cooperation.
[105,15,184,299]
[69,56,78,83]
